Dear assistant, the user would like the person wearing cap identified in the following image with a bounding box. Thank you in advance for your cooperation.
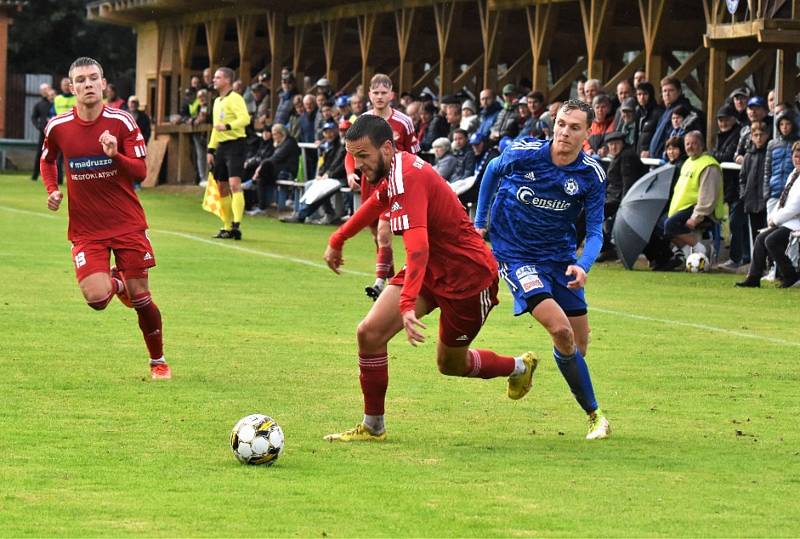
[601,130,645,261]
[464,130,500,205]
[458,99,479,133]
[616,97,638,147]
[316,77,332,98]
[335,94,351,121]
[490,83,520,141]
[477,89,502,138]
[274,72,298,126]
[281,119,347,224]
[728,86,751,124]
[735,96,772,164]
[711,103,747,271]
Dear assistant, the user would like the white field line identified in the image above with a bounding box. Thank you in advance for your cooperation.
[2,204,797,348]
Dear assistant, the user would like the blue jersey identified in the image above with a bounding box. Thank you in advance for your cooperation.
[483,138,606,271]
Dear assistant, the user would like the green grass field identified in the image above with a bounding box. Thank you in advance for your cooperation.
[1,172,798,537]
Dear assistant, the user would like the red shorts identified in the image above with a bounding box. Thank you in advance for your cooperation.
[360,177,390,222]
[70,230,156,282]
[390,270,499,347]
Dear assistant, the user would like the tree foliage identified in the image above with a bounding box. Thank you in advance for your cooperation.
[9,0,136,83]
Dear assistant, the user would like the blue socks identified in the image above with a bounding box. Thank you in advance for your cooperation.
[553,347,598,413]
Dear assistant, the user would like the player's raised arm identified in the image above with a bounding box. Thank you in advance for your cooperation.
[326,191,389,273]
[474,156,502,233]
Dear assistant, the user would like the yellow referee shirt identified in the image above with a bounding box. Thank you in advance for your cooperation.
[208,90,251,150]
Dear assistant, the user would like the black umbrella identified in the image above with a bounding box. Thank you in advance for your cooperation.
[612,164,676,269]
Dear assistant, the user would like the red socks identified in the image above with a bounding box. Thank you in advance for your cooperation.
[131,292,163,360]
[466,349,515,378]
[359,352,388,415]
[375,246,394,279]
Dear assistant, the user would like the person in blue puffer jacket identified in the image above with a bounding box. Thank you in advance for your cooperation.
[763,109,799,214]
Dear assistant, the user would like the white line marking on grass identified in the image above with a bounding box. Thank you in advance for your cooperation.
[3,204,795,348]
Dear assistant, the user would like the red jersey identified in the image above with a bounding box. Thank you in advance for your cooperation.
[41,105,149,242]
[330,152,497,313]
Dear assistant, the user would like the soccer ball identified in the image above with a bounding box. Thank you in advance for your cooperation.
[230,414,284,465]
[685,252,709,273]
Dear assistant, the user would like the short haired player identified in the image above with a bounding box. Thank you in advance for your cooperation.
[41,57,170,379]
[323,115,537,442]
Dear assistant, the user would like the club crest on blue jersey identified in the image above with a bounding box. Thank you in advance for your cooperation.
[563,178,579,195]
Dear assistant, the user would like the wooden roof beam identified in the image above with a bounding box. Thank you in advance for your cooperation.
[526,2,559,99]
[604,50,644,90]
[580,0,616,80]
[724,48,771,94]
[394,7,415,94]
[287,0,471,27]
[549,56,586,100]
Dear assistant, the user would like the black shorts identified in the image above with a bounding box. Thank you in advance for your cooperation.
[213,138,246,181]
[663,206,695,238]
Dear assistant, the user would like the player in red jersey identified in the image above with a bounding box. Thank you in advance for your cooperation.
[323,115,537,442]
[344,74,420,301]
[40,57,171,380]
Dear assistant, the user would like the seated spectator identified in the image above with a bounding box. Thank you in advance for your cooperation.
[728,86,751,125]
[617,97,638,147]
[584,94,614,155]
[646,76,704,159]
[399,92,414,110]
[461,131,500,205]
[537,101,562,140]
[246,123,300,215]
[460,99,479,134]
[127,95,151,143]
[764,110,799,215]
[647,136,687,271]
[514,96,532,136]
[712,104,747,271]
[281,120,347,224]
[635,81,664,156]
[736,140,800,288]
[738,121,770,246]
[490,84,519,141]
[349,93,365,119]
[335,95,352,122]
[242,127,275,210]
[432,137,457,182]
[450,128,475,182]
[663,131,725,257]
[600,131,647,261]
[735,96,772,164]
[477,89,502,138]
[315,99,335,143]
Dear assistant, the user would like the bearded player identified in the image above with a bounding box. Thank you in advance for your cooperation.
[323,115,537,442]
[344,74,419,301]
[41,57,171,380]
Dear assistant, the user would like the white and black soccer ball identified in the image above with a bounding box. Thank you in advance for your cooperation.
[230,414,284,465]
[685,252,709,273]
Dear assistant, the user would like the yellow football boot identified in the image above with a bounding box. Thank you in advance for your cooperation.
[323,423,387,442]
[507,352,538,400]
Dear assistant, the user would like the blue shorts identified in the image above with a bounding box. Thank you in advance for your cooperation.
[498,260,588,317]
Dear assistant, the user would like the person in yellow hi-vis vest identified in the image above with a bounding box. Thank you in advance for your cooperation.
[206,67,251,240]
[663,130,725,257]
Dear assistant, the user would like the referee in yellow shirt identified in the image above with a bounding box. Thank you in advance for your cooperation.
[207,67,251,239]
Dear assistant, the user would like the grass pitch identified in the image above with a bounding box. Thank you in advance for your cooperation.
[1,173,798,537]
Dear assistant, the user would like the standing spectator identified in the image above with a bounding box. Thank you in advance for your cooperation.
[54,76,76,114]
[584,94,614,155]
[191,89,211,185]
[206,67,251,240]
[613,79,634,117]
[420,102,449,151]
[126,96,151,144]
[491,84,519,141]
[711,104,747,271]
[247,123,300,215]
[633,69,647,89]
[736,141,800,288]
[728,86,751,125]
[432,137,457,181]
[315,77,333,99]
[274,73,298,126]
[459,99,479,134]
[647,76,703,159]
[583,79,602,104]
[251,83,269,130]
[477,88,501,138]
[464,131,499,205]
[450,128,475,182]
[105,83,125,109]
[600,131,646,261]
[635,81,663,157]
[30,82,52,181]
[444,102,462,137]
[763,110,799,215]
[514,96,532,137]
[286,94,304,140]
[663,131,725,257]
[336,95,352,122]
[735,96,772,164]
[617,97,638,147]
[738,121,770,245]
[349,93,366,118]
[576,78,586,102]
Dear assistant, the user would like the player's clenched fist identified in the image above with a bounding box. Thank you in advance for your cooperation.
[47,191,63,211]
[98,130,118,157]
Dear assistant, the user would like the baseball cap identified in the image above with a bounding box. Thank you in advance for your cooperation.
[335,95,350,108]
[604,131,625,144]
[321,121,337,131]
[620,97,637,112]
[502,83,517,95]
[469,132,484,145]
[747,96,766,109]
[716,104,737,118]
[517,96,528,106]
[316,77,331,87]
[729,86,751,99]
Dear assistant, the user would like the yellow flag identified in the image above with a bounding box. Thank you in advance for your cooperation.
[202,172,224,217]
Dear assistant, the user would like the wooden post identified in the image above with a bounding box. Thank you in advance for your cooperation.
[478,0,502,91]
[357,13,377,94]
[266,11,285,121]
[205,19,226,69]
[156,23,167,125]
[638,0,668,85]
[236,15,256,83]
[433,2,459,98]
[321,20,340,88]
[706,46,727,148]
[177,23,197,93]
[580,0,616,81]
[525,3,559,99]
[394,7,415,96]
